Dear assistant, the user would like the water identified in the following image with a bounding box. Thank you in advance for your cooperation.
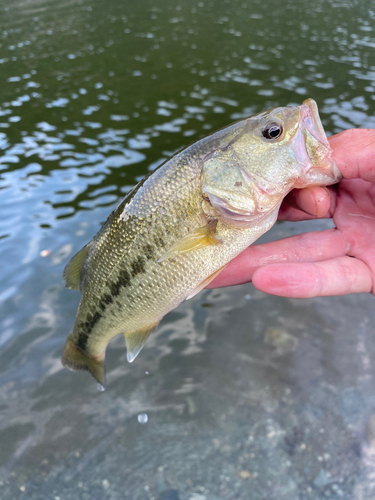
[138,413,148,425]
[1,0,375,498]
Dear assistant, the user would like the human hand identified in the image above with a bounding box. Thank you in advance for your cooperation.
[208,129,375,297]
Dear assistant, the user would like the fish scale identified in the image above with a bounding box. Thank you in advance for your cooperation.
[62,99,341,389]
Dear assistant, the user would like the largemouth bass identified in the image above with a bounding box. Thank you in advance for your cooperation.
[62,98,341,389]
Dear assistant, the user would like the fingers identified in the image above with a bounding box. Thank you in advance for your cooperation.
[279,186,332,221]
[280,128,375,222]
[208,228,348,288]
[329,129,375,183]
[252,256,373,298]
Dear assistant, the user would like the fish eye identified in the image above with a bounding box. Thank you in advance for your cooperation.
[262,122,283,140]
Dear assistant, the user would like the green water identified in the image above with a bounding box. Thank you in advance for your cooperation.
[1,0,375,498]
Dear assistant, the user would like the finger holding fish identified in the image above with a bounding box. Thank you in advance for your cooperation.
[207,228,347,289]
[279,186,333,220]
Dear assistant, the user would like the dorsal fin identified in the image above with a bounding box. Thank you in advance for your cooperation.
[63,243,91,290]
[124,322,159,363]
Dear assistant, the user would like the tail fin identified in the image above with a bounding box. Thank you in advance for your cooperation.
[62,334,106,391]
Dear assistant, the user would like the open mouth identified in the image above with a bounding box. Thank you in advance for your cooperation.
[292,99,341,185]
[299,98,330,147]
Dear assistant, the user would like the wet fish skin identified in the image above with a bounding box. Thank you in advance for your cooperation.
[62,98,341,389]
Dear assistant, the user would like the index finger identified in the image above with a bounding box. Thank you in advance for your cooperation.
[329,128,375,183]
[207,228,347,288]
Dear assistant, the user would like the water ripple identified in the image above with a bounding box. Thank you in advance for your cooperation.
[1,0,375,497]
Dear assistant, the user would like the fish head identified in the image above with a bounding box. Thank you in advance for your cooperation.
[202,98,341,226]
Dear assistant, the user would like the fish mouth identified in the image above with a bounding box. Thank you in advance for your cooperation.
[205,190,280,227]
[292,98,342,186]
[299,98,330,147]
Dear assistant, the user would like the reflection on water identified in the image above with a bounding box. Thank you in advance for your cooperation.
[1,0,375,498]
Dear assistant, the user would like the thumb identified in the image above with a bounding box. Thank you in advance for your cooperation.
[329,129,375,183]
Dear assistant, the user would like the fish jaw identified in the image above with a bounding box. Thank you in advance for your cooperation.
[204,186,282,228]
[291,98,342,187]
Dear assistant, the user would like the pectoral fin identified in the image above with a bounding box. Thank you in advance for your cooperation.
[159,220,221,263]
[63,243,91,291]
[185,265,226,300]
[62,334,106,390]
[124,322,159,363]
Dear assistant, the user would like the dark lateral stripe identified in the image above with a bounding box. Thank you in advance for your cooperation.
[110,269,131,297]
[76,266,134,351]
[76,250,150,352]
[131,256,146,277]
[77,310,102,351]
[143,244,154,260]
[102,294,113,305]
[77,332,89,352]
[154,235,165,248]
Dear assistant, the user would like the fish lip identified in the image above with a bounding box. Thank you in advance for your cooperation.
[293,99,342,185]
[299,98,330,147]
[205,192,268,228]
[206,192,253,221]
[205,191,276,227]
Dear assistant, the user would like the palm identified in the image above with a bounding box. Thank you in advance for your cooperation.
[332,178,375,286]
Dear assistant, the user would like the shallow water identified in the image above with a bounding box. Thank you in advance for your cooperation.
[1,0,375,498]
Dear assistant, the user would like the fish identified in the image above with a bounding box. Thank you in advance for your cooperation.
[62,98,341,389]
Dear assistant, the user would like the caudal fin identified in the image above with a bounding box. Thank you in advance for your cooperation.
[62,334,106,390]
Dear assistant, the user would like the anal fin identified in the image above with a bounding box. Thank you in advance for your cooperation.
[185,265,226,300]
[159,220,221,263]
[124,322,159,363]
[61,334,106,390]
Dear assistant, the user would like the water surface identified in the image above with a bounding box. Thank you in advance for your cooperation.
[1,0,375,499]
